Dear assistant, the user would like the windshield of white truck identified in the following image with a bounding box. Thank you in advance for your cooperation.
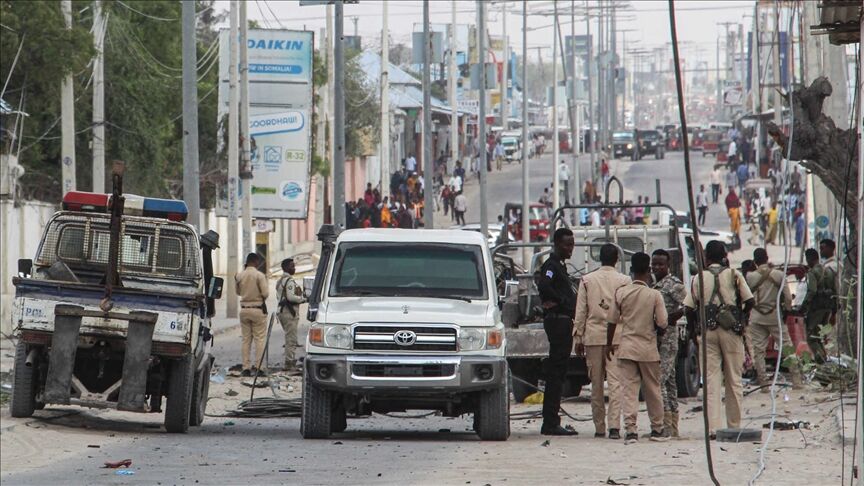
[329,243,488,300]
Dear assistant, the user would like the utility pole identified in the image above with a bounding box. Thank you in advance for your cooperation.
[380,1,390,191]
[597,1,605,150]
[501,1,508,129]
[552,0,559,211]
[569,0,579,206]
[352,16,358,38]
[478,0,489,237]
[317,26,327,228]
[92,0,105,192]
[181,0,200,229]
[326,4,334,223]
[422,0,434,229]
[609,3,616,133]
[771,4,782,128]
[717,21,736,122]
[586,0,595,187]
[226,1,239,318]
[521,0,530,267]
[60,0,76,196]
[239,1,253,256]
[449,0,458,175]
[333,0,346,228]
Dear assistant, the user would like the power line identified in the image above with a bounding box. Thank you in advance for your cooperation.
[115,0,177,22]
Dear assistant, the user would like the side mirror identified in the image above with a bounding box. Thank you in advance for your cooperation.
[207,276,224,299]
[303,275,316,299]
[18,259,32,278]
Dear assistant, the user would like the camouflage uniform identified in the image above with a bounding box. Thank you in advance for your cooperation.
[653,274,686,413]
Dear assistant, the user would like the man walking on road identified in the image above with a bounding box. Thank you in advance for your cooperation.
[276,258,306,372]
[725,187,742,234]
[606,252,670,444]
[574,244,631,439]
[710,165,722,204]
[651,249,687,437]
[453,190,467,226]
[745,249,791,389]
[235,253,270,376]
[684,241,754,437]
[559,161,571,205]
[536,228,579,436]
[696,185,709,226]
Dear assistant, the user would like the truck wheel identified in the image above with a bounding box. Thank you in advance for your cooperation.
[189,357,213,427]
[300,366,332,439]
[330,400,347,433]
[476,377,510,441]
[164,354,194,433]
[676,340,701,398]
[11,342,38,418]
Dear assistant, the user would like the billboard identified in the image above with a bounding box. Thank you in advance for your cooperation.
[218,29,314,220]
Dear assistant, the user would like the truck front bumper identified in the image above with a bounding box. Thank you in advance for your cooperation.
[305,354,507,393]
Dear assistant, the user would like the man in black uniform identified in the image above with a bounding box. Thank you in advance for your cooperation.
[536,227,578,436]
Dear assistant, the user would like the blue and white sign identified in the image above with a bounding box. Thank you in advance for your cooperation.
[218,29,314,219]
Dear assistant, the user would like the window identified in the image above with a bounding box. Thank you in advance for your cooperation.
[330,243,488,299]
[588,237,643,262]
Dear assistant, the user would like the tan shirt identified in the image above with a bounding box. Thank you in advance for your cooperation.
[235,266,269,305]
[607,281,668,362]
[746,264,792,326]
[574,266,632,345]
[683,264,754,309]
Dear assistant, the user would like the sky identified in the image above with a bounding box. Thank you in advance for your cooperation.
[213,0,756,67]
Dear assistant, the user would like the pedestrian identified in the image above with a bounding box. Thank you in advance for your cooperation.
[601,158,610,189]
[583,179,597,204]
[574,243,631,440]
[441,184,451,216]
[590,207,601,227]
[364,183,375,206]
[683,241,754,438]
[795,210,805,247]
[727,137,739,166]
[766,202,779,245]
[633,195,644,223]
[559,161,570,204]
[651,249,687,437]
[710,165,723,204]
[643,196,652,224]
[745,248,792,389]
[536,227,579,436]
[539,187,551,208]
[453,190,467,225]
[696,185,709,226]
[790,166,802,193]
[380,199,393,227]
[725,187,741,234]
[799,241,837,363]
[235,253,270,376]
[405,153,417,173]
[725,166,737,197]
[495,139,505,171]
[736,160,749,195]
[606,252,671,444]
[276,258,305,372]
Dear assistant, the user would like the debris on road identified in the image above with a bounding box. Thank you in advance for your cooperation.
[103,459,132,469]
[115,470,135,476]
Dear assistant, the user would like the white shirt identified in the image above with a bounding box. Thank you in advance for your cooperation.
[710,169,722,185]
[727,140,738,157]
[696,191,709,208]
[559,163,570,181]
[448,175,462,192]
[405,156,417,172]
[590,209,601,227]
[454,194,467,212]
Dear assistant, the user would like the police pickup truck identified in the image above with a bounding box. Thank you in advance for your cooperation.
[10,171,222,433]
[301,226,510,440]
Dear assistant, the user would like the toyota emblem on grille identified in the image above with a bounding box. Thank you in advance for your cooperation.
[393,330,417,346]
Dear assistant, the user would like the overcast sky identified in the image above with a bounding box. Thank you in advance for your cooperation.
[214,0,754,67]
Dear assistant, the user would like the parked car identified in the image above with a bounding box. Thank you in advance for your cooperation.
[636,129,665,159]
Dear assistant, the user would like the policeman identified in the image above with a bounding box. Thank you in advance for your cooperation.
[684,241,754,438]
[536,227,578,436]
[574,243,631,440]
[235,253,270,377]
[276,258,305,372]
[745,248,791,389]
[606,252,670,444]
[800,240,837,363]
[651,249,687,437]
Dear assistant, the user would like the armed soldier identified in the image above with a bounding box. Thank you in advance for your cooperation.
[276,258,306,372]
[745,248,792,389]
[235,253,270,377]
[800,240,837,363]
[651,249,686,437]
[574,243,631,440]
[536,227,579,436]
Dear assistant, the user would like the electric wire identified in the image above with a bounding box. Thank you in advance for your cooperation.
[0,33,25,100]
[667,1,719,485]
[115,0,178,22]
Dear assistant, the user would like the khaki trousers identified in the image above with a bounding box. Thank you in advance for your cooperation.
[747,321,782,380]
[240,309,268,370]
[585,345,622,432]
[617,359,664,435]
[278,310,299,367]
[701,327,744,433]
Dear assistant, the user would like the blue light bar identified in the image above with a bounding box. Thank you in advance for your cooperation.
[142,198,189,221]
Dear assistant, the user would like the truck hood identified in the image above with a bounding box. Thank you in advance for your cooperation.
[319,296,497,327]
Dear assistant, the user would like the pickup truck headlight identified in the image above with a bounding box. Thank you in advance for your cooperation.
[459,328,503,351]
[626,143,633,149]
[308,324,352,349]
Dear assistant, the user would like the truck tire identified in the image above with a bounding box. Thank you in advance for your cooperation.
[676,340,701,398]
[300,366,332,439]
[475,378,510,441]
[11,342,38,418]
[189,356,213,427]
[330,400,347,434]
[164,354,194,433]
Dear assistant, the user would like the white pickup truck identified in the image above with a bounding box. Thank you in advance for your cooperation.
[301,225,510,440]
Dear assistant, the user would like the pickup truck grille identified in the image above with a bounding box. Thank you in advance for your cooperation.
[353,325,457,352]
[352,363,457,378]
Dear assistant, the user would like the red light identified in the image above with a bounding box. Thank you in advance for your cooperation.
[62,192,109,212]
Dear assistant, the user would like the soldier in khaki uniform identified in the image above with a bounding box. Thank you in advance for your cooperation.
[745,248,791,388]
[275,258,305,372]
[606,252,670,444]
[235,253,270,376]
[574,244,631,439]
[684,241,754,437]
